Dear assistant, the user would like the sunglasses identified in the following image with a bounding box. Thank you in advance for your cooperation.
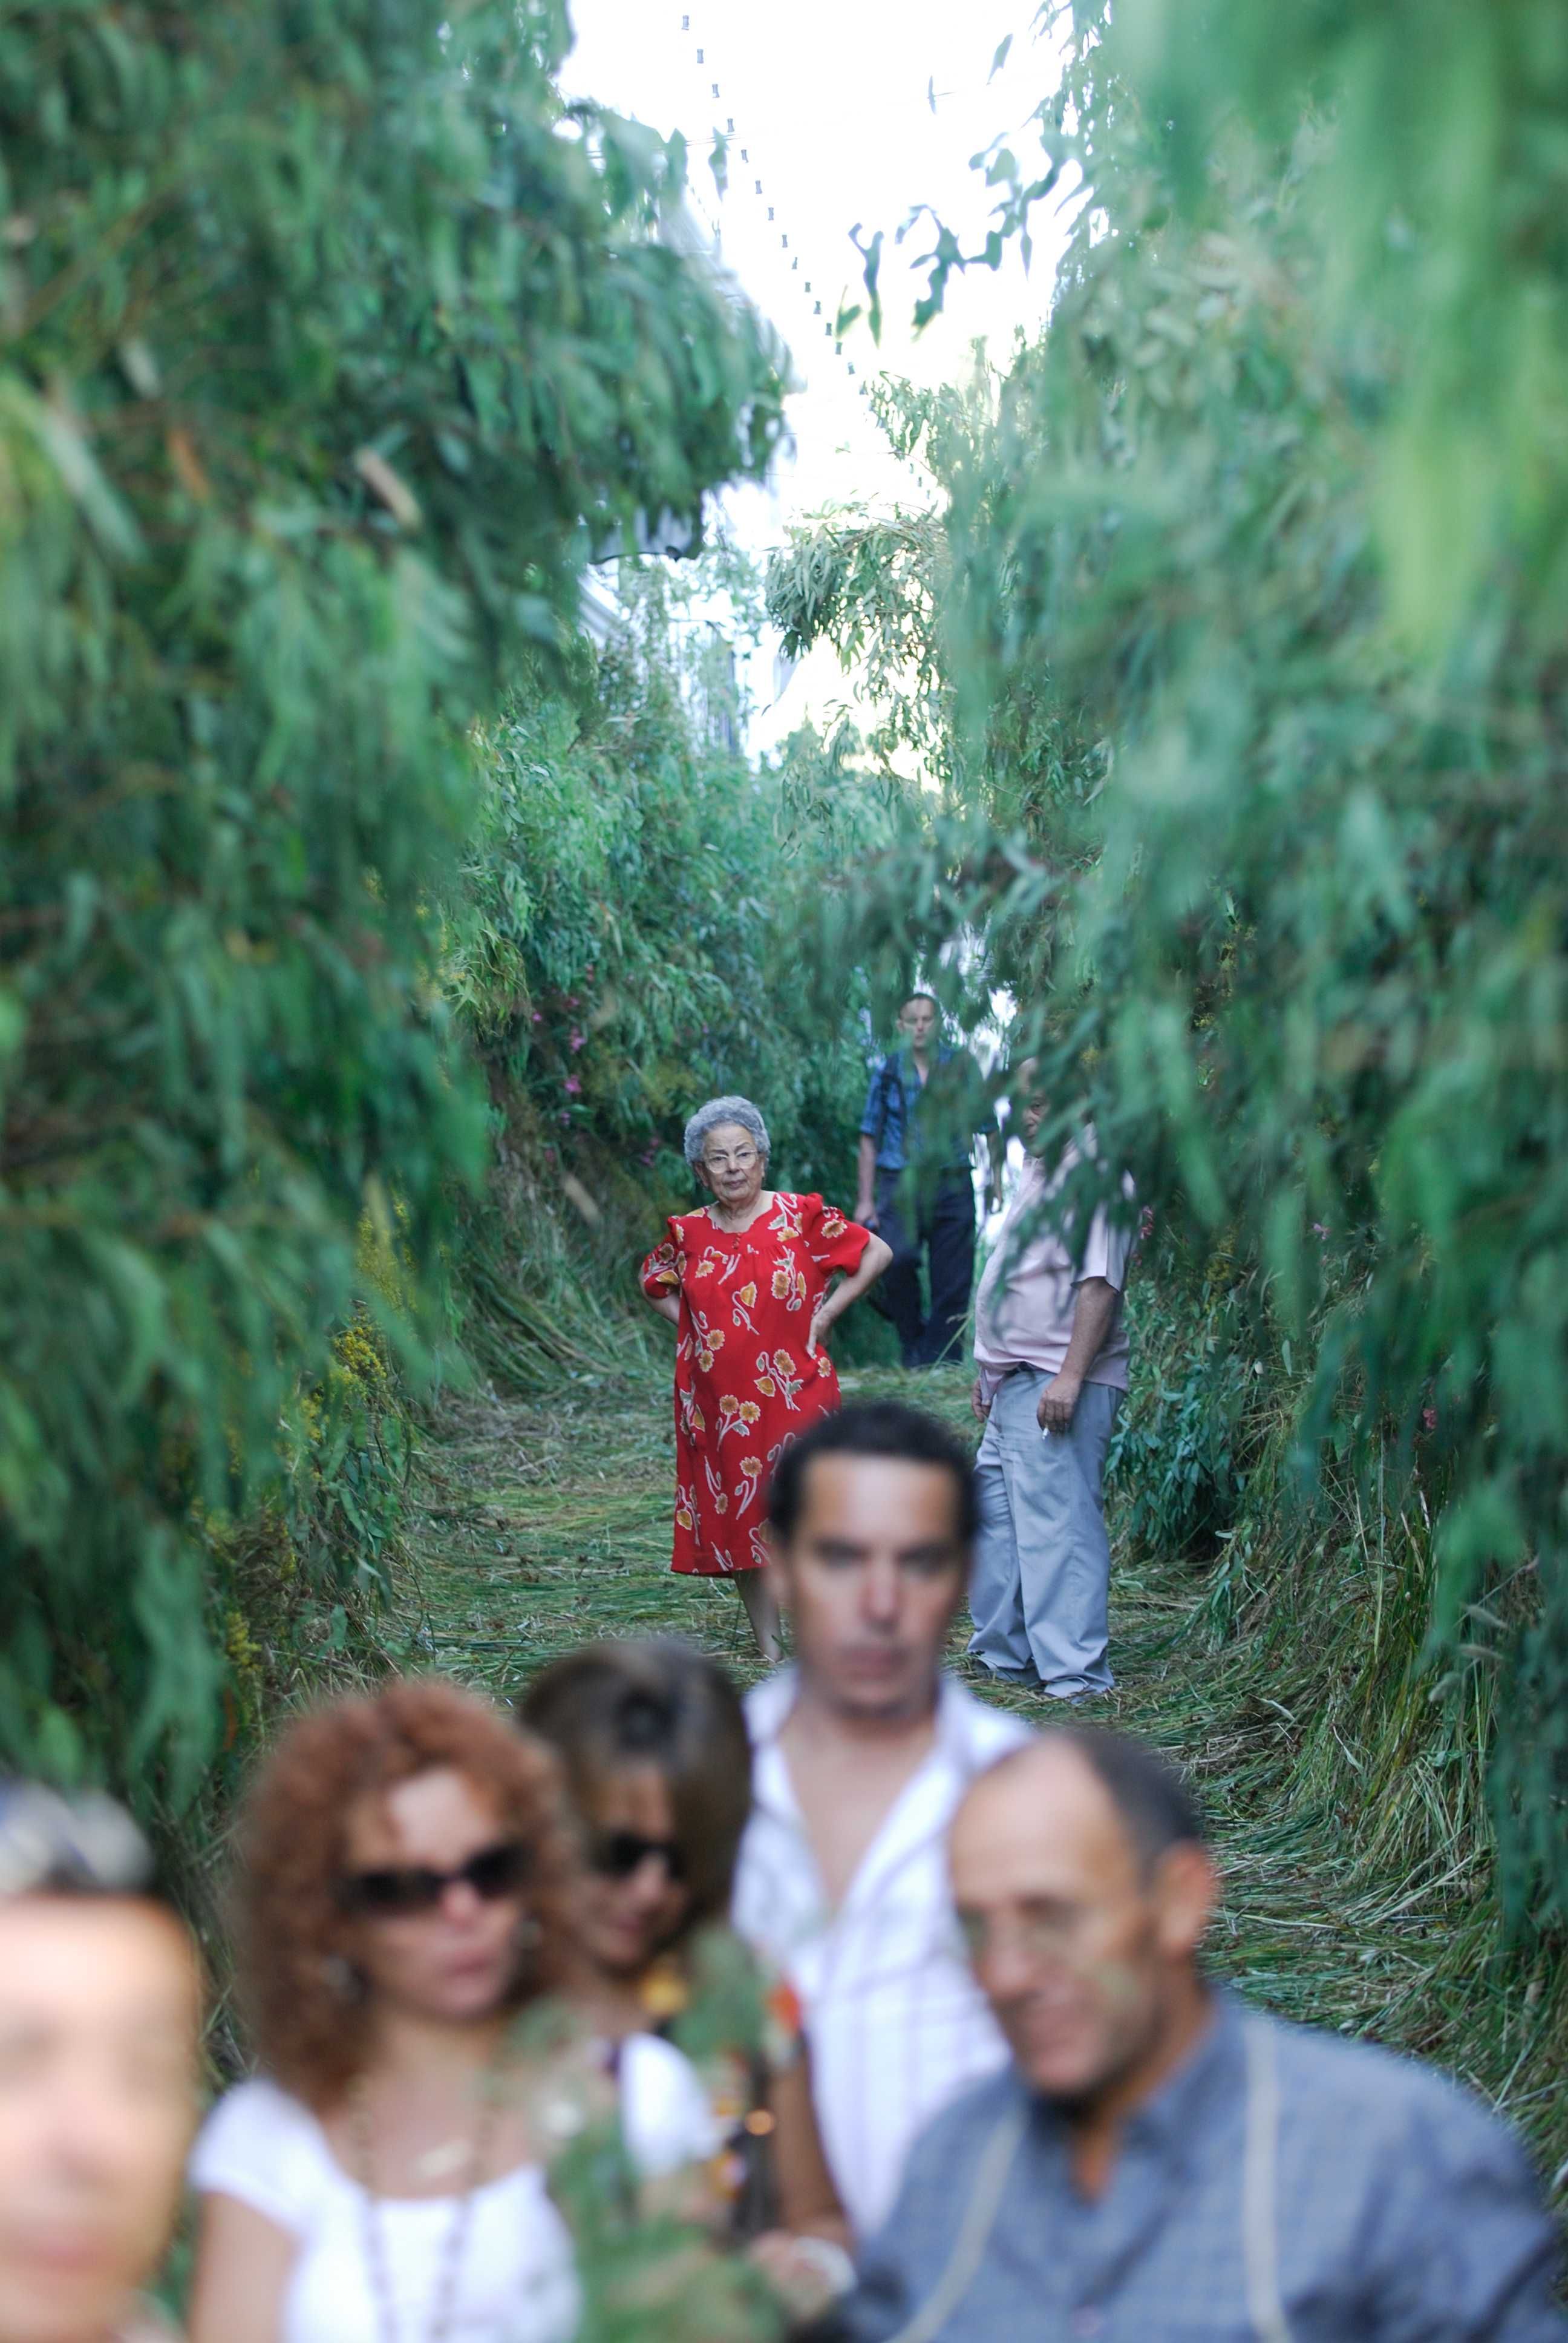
[589,1830,688,1883]
[337,1840,531,1919]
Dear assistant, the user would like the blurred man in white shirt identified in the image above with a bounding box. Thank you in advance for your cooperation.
[731,1401,1030,2240]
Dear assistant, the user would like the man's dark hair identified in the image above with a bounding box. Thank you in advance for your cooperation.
[900,989,939,1014]
[766,1400,978,1550]
[1048,1727,1206,1870]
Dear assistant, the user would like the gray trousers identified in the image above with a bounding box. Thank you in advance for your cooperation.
[967,1369,1120,1697]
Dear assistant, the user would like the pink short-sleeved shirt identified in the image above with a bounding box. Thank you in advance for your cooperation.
[973,1145,1134,1402]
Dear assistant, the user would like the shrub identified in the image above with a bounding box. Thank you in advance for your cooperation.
[0,1,782,1807]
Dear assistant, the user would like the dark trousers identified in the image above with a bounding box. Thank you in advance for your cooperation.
[875,1168,976,1369]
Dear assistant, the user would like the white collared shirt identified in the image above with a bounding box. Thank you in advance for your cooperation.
[731,1670,1031,2240]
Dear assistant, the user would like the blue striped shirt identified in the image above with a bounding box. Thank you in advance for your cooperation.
[860,1047,988,1175]
[835,1991,1567,2343]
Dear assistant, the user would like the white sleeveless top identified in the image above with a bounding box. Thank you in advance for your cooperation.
[190,2037,716,2343]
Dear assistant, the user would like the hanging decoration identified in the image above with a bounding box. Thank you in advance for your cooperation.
[671,4,924,490]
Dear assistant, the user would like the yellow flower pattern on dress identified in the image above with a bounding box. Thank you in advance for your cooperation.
[678,1386,706,1443]
[762,1348,806,1411]
[717,1394,761,1444]
[644,1238,678,1292]
[638,1192,872,1577]
[771,1259,808,1312]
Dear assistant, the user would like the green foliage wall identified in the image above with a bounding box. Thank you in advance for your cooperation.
[447,560,893,1388]
[0,2,782,1807]
[772,3,1568,1919]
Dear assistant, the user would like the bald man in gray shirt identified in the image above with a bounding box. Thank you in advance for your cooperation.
[830,1733,1565,2343]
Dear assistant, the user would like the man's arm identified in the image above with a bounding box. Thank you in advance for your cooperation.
[855,1133,881,1227]
[1036,1276,1120,1434]
[983,1127,1005,1214]
[967,1054,1003,1211]
[855,1057,887,1227]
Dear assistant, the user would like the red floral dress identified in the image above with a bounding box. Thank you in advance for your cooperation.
[640,1192,872,1575]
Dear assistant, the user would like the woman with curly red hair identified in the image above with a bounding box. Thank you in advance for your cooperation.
[187,1678,714,2343]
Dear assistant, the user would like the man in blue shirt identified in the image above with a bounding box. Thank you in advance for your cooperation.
[856,994,994,1370]
[830,1731,1567,2343]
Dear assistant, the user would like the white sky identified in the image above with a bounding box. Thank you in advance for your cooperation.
[560,0,1076,746]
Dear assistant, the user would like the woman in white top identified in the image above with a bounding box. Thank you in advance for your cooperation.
[187,1679,714,2343]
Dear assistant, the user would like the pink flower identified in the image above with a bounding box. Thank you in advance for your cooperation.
[1422,1406,1438,1432]
[532,1011,543,1024]
[569,1031,585,1052]
[564,1075,581,1096]
[1311,1222,1329,1237]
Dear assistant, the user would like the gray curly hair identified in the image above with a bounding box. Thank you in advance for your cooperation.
[682,1095,771,1172]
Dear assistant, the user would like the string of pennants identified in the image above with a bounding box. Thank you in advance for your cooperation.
[672,4,921,484]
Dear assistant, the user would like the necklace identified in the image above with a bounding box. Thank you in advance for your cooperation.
[348,2063,501,2343]
[707,1191,770,1234]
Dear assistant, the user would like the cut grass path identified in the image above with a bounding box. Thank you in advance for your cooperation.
[401,1363,1566,2177]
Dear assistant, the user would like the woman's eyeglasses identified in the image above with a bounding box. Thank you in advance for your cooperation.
[589,1830,687,1883]
[703,1150,759,1173]
[337,1840,531,1918]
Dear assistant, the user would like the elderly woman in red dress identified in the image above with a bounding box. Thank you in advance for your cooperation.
[640,1095,892,1660]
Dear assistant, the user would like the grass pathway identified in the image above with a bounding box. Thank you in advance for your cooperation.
[400,1362,1564,2174]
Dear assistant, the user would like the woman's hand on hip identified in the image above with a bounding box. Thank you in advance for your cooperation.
[806,1299,835,1357]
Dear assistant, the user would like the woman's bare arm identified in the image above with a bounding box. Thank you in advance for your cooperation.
[768,2048,850,2247]
[746,2045,853,2322]
[806,1233,892,1355]
[645,1290,681,1327]
[188,2193,298,2343]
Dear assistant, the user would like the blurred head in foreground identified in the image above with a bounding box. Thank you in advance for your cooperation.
[950,1731,1216,2106]
[518,1638,751,1992]
[0,1785,200,2343]
[765,1401,976,1726]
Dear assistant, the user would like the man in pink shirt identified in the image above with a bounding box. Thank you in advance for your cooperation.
[968,1066,1133,1699]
